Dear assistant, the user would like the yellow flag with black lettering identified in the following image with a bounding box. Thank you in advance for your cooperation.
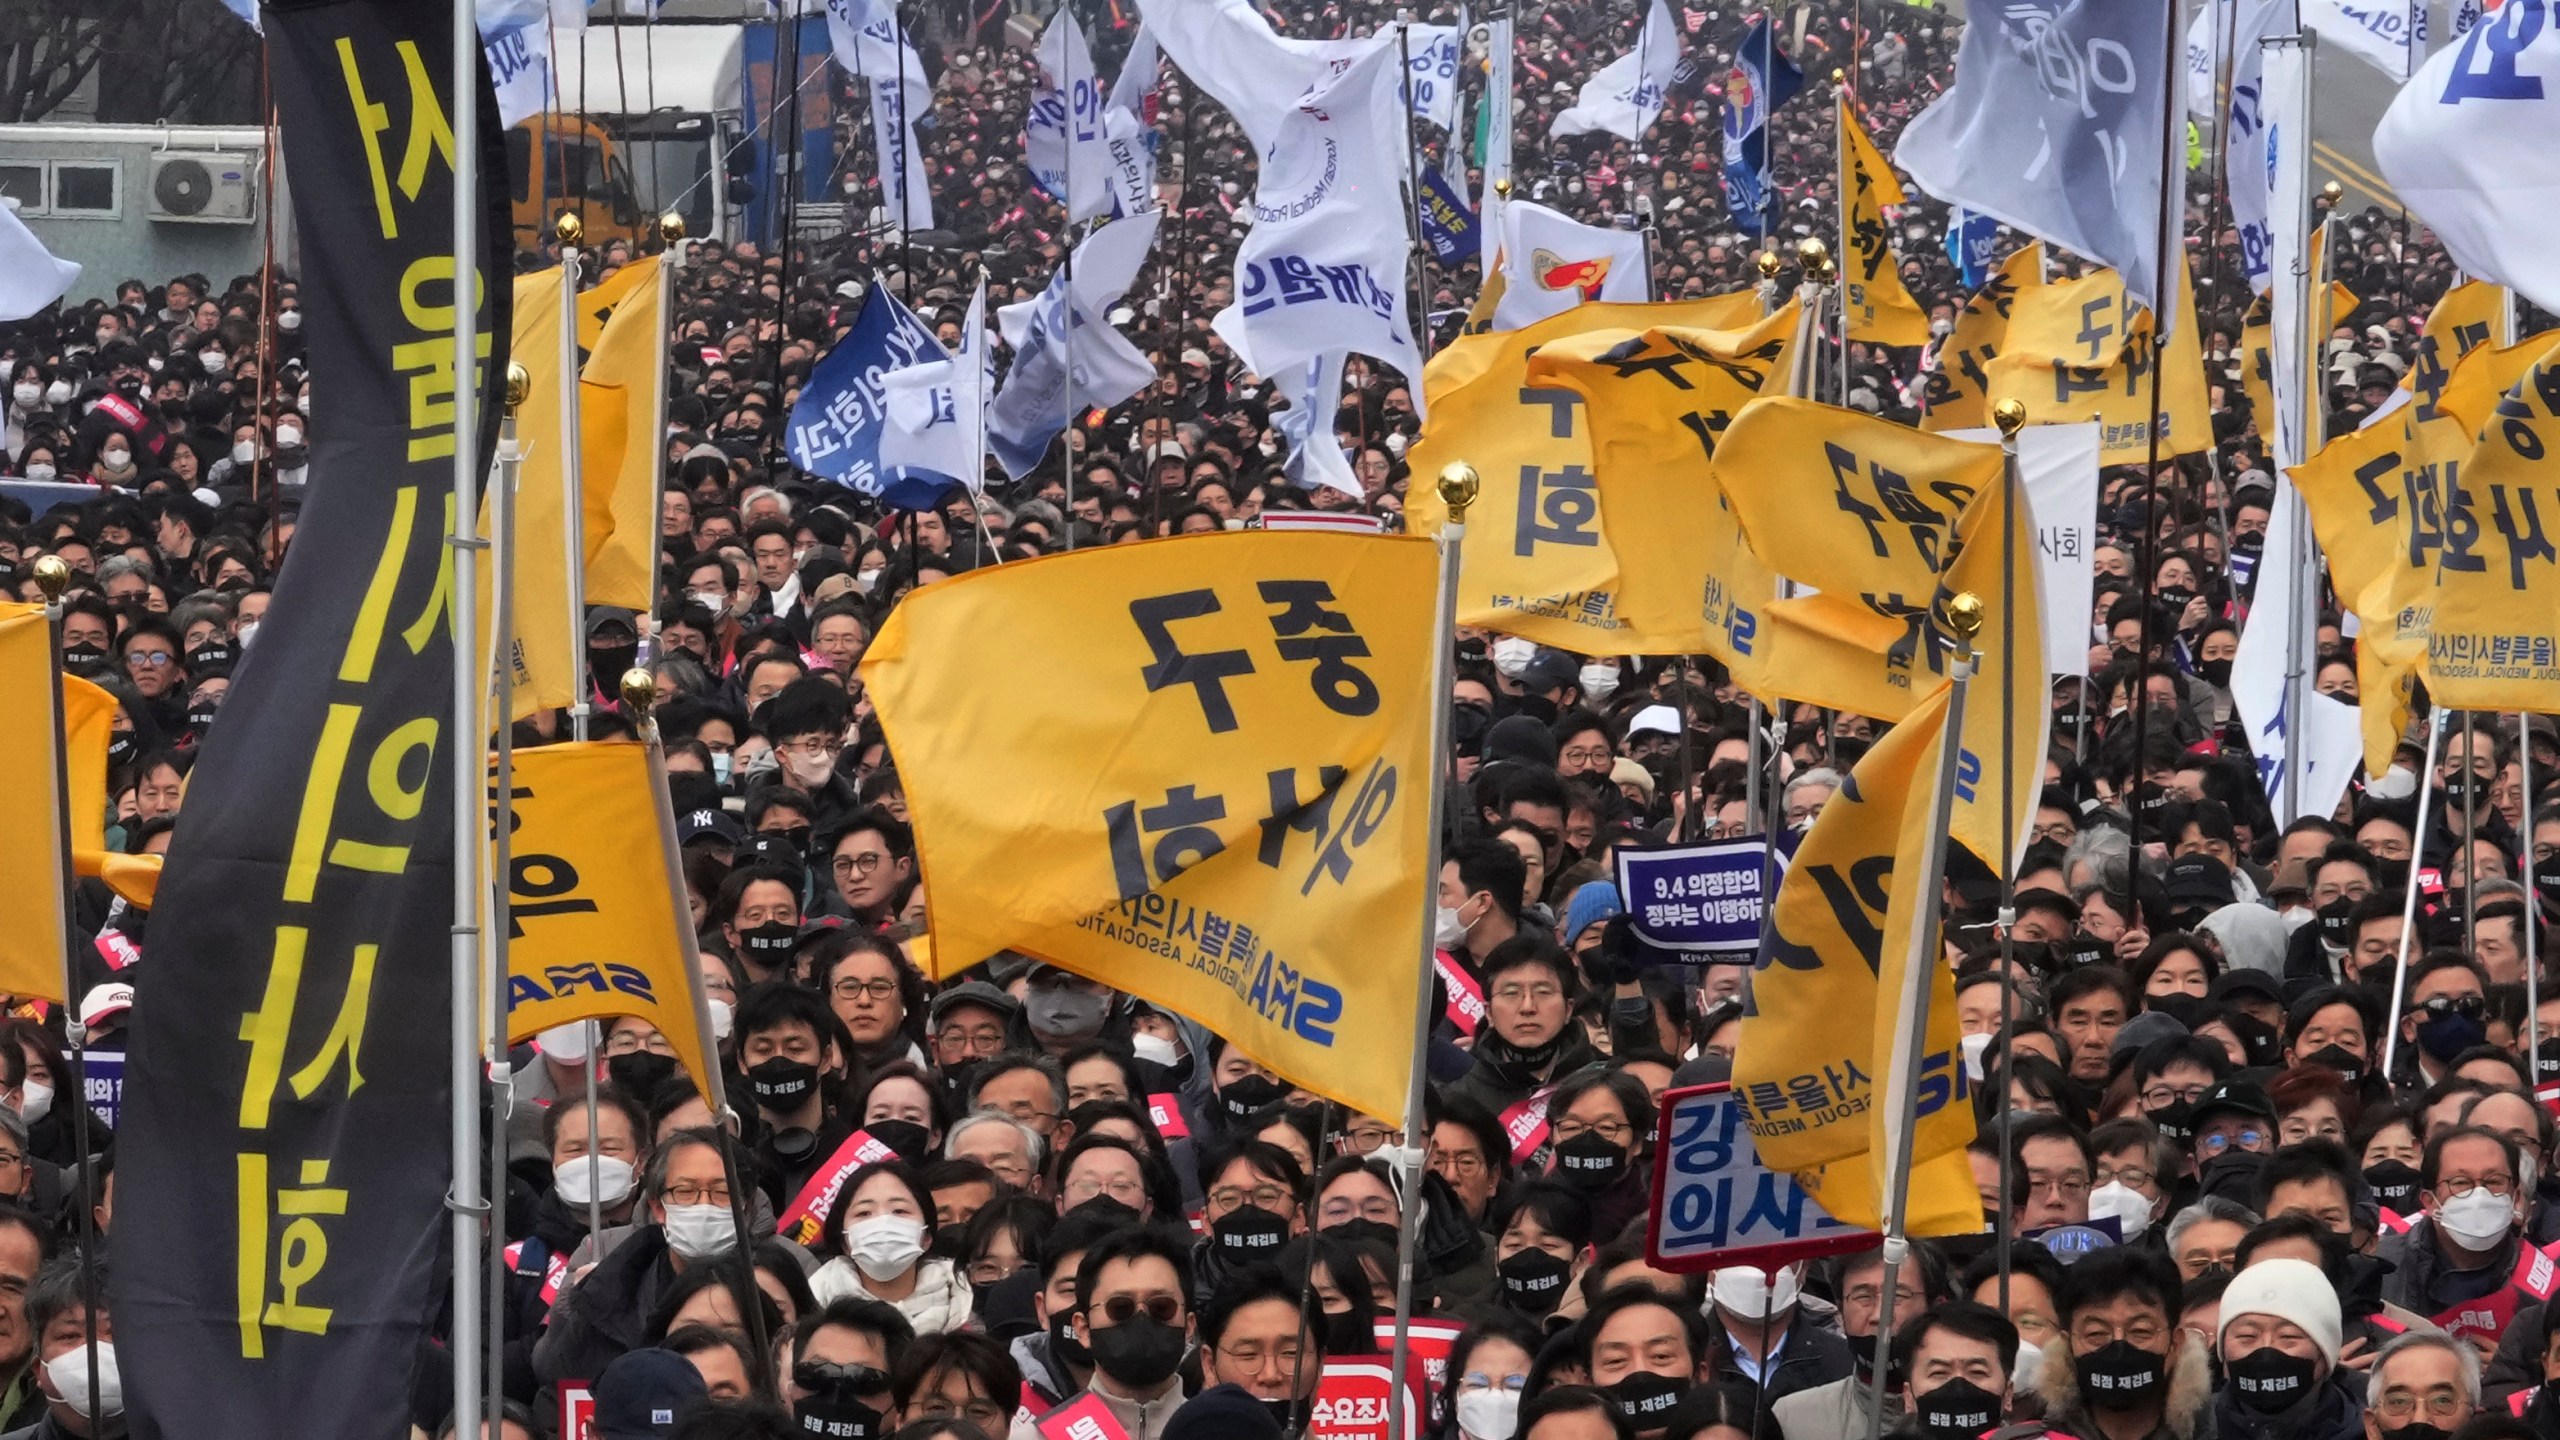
[1838,98,1928,347]
[1524,309,1890,700]
[1920,244,2039,432]
[501,740,719,1096]
[861,532,1435,1121]
[1975,254,2213,461]
[2416,336,2560,711]
[0,606,70,1001]
[1409,293,1771,653]
[579,256,665,609]
[483,268,579,718]
[1731,677,1982,1234]
[1716,398,2048,869]
[2403,280,2509,414]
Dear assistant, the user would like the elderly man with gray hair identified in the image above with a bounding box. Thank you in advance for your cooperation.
[2361,1330,2479,1440]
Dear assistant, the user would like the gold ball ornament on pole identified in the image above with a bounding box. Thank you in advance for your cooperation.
[1796,236,1834,282]
[553,211,583,248]
[1992,398,2028,436]
[1945,591,1986,649]
[1438,463,1481,524]
[504,362,533,415]
[657,212,688,246]
[1493,178,1513,199]
[621,668,659,718]
[31,555,70,604]
[1755,250,1782,280]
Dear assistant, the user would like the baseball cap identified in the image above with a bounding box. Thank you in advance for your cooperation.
[2193,1078,2278,1128]
[675,806,749,850]
[78,983,135,1031]
[593,1348,709,1440]
[1626,704,1681,739]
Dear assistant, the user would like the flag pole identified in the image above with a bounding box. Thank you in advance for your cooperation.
[1742,248,1783,835]
[2273,39,2322,825]
[1833,81,1851,410]
[448,0,492,1426]
[642,213,686,669]
[557,215,594,744]
[1752,254,1828,909]
[1864,592,1985,1440]
[30,557,102,1426]
[1989,398,2029,1313]
[1387,462,1474,1440]
[2380,708,2448,1079]
[1399,21,1441,374]
[2525,725,2541,1061]
[487,363,530,1431]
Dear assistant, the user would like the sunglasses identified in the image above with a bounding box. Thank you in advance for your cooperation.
[793,1360,891,1396]
[1094,1294,1183,1327]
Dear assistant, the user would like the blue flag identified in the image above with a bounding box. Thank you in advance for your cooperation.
[785,282,957,509]
[1718,17,1803,233]
[1416,160,1480,267]
[1946,207,1997,291]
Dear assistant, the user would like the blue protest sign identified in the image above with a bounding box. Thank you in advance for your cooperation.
[1647,1084,1876,1273]
[785,281,954,508]
[83,1048,125,1130]
[1616,838,1775,957]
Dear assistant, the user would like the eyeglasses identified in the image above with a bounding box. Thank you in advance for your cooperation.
[1210,1184,1293,1212]
[1064,1175,1145,1203]
[2197,1129,2266,1156]
[663,1181,733,1206]
[2140,1083,2211,1108]
[833,977,899,1001]
[126,650,173,669]
[1431,1148,1488,1176]
[1096,1294,1183,1326]
[794,1361,891,1397]
[2438,1173,2516,1197]
[833,853,891,877]
[1492,982,1562,1005]
[936,1025,1005,1056]
[602,1031,675,1057]
[1218,1340,1306,1372]
[1342,1127,1401,1154]
[2377,1393,2470,1421]
[968,1257,1026,1286]
[1559,747,1612,767]
[776,737,842,761]
[1318,1197,1398,1225]
[2094,1166,2154,1190]
[1551,1118,1632,1145]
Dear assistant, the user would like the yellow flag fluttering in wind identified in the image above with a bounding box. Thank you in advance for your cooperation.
[1920,244,2039,433]
[1837,98,1929,347]
[1715,398,2049,868]
[2239,227,2357,444]
[0,605,72,1001]
[1971,253,2214,462]
[2403,279,2510,415]
[58,675,160,910]
[579,255,666,609]
[1731,676,1983,1234]
[861,532,1438,1122]
[2423,330,2553,430]
[501,740,720,1096]
[484,268,580,718]
[1409,293,1771,653]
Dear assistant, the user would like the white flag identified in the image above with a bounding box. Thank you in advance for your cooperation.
[2223,0,2289,297]
[1384,23,1464,132]
[1110,23,1162,118]
[1479,15,1515,268]
[1550,0,1679,140]
[478,0,555,129]
[1027,14,1116,223]
[1277,353,1361,498]
[2376,0,2560,315]
[826,0,935,231]
[1133,0,1348,151]
[883,278,993,494]
[2308,0,2426,81]
[1492,201,1651,331]
[2185,0,2229,119]
[2233,481,2363,820]
[0,204,78,323]
[988,213,1163,479]
[1949,423,2101,679]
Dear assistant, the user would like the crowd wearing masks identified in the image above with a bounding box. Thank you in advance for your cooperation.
[1,0,2559,1437]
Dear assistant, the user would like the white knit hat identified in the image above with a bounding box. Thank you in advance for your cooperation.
[2218,1257,2342,1366]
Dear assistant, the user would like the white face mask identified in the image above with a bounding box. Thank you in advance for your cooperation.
[1131,1032,1178,1067]
[23,464,54,484]
[1434,901,1473,951]
[278,309,303,331]
[1579,663,1621,706]
[856,567,885,594]
[688,587,729,615]
[236,618,259,650]
[1490,637,1537,680]
[538,1020,594,1064]
[844,1214,928,1281]
[45,1343,120,1419]
[100,448,131,470]
[44,380,70,405]
[200,350,227,375]
[2437,1187,2516,1247]
[1959,1031,1993,1083]
[708,997,735,1041]
[2086,1180,2155,1241]
[17,1080,50,1125]
[296,393,311,416]
[1709,1263,1800,1320]
[275,425,302,448]
[556,1152,637,1208]
[1457,1389,1522,1440]
[232,441,258,465]
[661,1201,739,1259]
[11,383,37,409]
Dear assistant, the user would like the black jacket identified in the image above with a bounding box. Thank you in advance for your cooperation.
[531,1222,684,1394]
[2204,1370,2366,1440]
[1702,1309,1858,1409]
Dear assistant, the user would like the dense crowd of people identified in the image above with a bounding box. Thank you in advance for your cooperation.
[0,0,2557,1438]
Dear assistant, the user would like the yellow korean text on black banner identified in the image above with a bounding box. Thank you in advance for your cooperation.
[862,532,1437,1122]
[112,1,511,1431]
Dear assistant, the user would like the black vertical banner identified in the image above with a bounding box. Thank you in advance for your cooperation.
[112,0,510,1433]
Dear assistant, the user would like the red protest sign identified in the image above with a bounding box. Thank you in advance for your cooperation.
[778,1129,898,1246]
[1312,1362,1418,1440]
[1147,1092,1192,1140]
[1035,1392,1133,1440]
[1372,1317,1466,1415]
[559,1382,595,1440]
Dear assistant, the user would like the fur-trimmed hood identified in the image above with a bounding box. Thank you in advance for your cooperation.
[2029,1332,2214,1440]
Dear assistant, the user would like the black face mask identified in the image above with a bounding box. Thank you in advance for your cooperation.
[2375,855,2412,891]
[2315,897,2357,951]
[2227,1345,2317,1414]
[2158,584,2199,613]
[2417,1005,2487,1061]
[1914,1378,2004,1440]
[1210,1204,1291,1259]
[2065,933,2110,968]
[737,920,800,970]
[2377,1425,2453,1440]
[2199,1149,2269,1205]
[2074,1340,2166,1410]
[1218,1074,1288,1122]
[1325,1218,1401,1253]
[1260,1398,1307,1435]
[587,643,638,686]
[188,639,236,671]
[1608,1372,1687,1428]
[186,700,221,734]
[61,643,105,669]
[2364,1159,2423,1215]
[2232,531,2266,557]
[1087,1312,1187,1389]
[106,732,137,769]
[1553,1132,1629,1191]
[605,1050,678,1099]
[2196,657,2234,689]
[2303,1043,2363,1084]
[791,1364,890,1440]
[2439,776,2478,814]
[1049,1309,1091,1368]
[748,1055,821,1111]
[865,1118,931,1162]
[1322,1307,1373,1355]
[2537,869,2560,921]
[2145,1100,2196,1149]
[1497,1248,1573,1316]
[932,1222,969,1258]
[2147,993,2208,1028]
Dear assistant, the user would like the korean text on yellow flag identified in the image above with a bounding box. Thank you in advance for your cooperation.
[0,606,70,1001]
[1920,243,2038,433]
[500,741,718,1097]
[2410,337,2560,711]
[1731,679,1980,1234]
[862,532,1436,1122]
[1838,98,1929,347]
[2403,279,2509,413]
[1976,255,2213,462]
[579,255,664,610]
[1409,293,1764,654]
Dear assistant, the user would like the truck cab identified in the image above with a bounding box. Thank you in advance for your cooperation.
[507,113,646,253]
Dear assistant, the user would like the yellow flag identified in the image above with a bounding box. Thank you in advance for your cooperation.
[2240,234,2357,443]
[1977,254,2213,461]
[484,268,580,717]
[861,532,1436,1121]
[2417,337,2560,711]
[579,256,665,609]
[502,740,720,1096]
[0,606,70,1001]
[2403,279,2509,415]
[2426,330,2553,430]
[58,675,160,910]
[1715,398,2048,867]
[1525,331,1901,708]
[1409,294,1779,652]
[1732,677,1982,1234]
[1837,98,1929,347]
[1919,244,2040,432]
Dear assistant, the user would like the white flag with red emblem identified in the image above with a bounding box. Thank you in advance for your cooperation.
[1491,200,1652,331]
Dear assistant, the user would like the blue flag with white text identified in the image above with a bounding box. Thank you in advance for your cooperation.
[785,282,954,509]
[1946,208,1997,291]
[1417,161,1480,267]
[1718,17,1803,232]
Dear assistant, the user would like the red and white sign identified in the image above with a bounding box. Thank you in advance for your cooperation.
[1372,1317,1467,1415]
[778,1129,898,1246]
[1147,1092,1192,1139]
[1312,1362,1419,1440]
[559,1382,595,1440]
[1035,1392,1134,1440]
